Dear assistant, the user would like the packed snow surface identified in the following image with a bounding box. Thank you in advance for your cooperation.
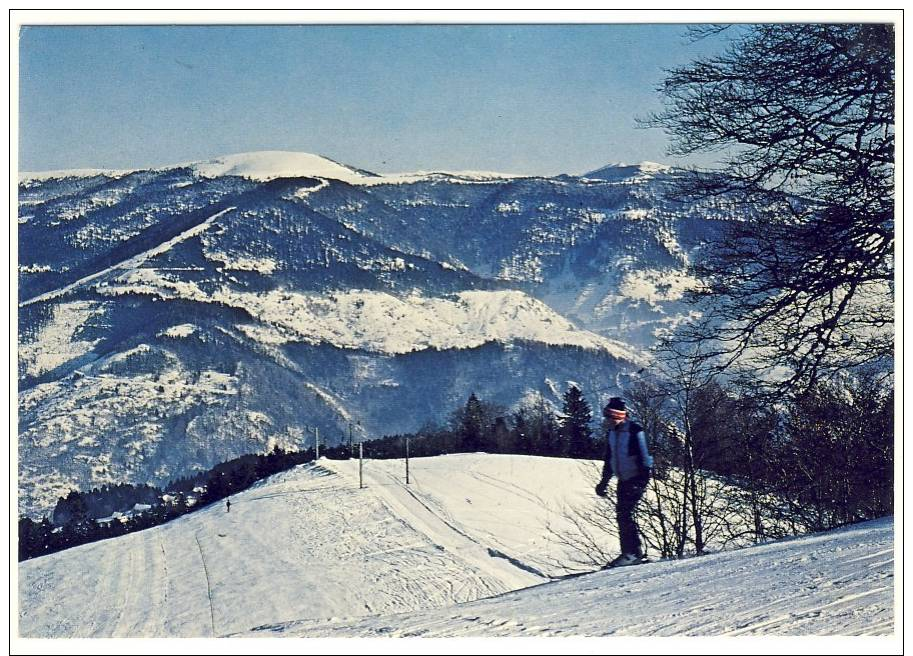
[265,516,894,639]
[18,455,893,638]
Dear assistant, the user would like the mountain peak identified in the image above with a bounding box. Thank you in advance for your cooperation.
[188,150,378,182]
[582,161,673,181]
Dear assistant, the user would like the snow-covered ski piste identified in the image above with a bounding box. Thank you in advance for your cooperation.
[17,454,895,638]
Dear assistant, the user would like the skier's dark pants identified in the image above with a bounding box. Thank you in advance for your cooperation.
[617,476,648,556]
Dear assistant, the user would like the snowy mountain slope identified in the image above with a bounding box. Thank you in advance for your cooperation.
[18,151,747,515]
[303,163,733,346]
[18,171,255,302]
[583,160,673,181]
[18,309,631,517]
[337,455,594,578]
[18,153,728,356]
[187,151,381,183]
[20,206,236,307]
[96,277,633,357]
[17,455,894,638]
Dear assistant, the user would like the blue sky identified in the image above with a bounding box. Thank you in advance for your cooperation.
[19,24,734,175]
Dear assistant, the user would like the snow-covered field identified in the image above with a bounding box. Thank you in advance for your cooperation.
[17,455,895,640]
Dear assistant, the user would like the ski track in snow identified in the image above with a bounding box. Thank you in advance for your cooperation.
[17,455,894,639]
[253,516,894,638]
[336,460,544,593]
[20,458,550,638]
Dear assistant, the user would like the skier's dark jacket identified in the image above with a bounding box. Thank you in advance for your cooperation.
[602,420,653,482]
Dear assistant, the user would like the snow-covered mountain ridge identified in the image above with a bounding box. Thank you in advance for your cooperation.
[18,455,895,638]
[20,150,533,185]
[19,151,737,516]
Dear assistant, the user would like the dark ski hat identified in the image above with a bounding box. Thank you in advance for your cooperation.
[606,397,627,411]
[604,397,628,421]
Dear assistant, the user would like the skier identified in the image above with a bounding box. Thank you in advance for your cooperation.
[595,397,653,567]
[226,499,231,513]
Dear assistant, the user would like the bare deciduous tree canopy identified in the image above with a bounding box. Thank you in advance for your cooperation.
[647,24,894,392]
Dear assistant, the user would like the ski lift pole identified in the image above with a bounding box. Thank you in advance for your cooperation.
[359,442,364,489]
[315,426,320,460]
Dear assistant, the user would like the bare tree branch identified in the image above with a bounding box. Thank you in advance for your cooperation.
[643,24,895,395]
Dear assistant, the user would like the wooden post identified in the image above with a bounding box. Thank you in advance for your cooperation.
[315,426,320,460]
[405,435,410,485]
[359,442,364,489]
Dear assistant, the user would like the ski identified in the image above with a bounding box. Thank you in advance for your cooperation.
[607,555,650,568]
[552,556,652,580]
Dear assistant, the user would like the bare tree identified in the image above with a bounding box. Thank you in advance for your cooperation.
[646,24,895,394]
[772,372,894,532]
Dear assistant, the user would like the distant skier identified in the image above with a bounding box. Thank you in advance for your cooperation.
[226,499,231,513]
[595,397,653,567]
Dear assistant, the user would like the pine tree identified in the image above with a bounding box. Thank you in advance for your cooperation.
[511,409,531,455]
[459,393,486,452]
[560,385,594,458]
